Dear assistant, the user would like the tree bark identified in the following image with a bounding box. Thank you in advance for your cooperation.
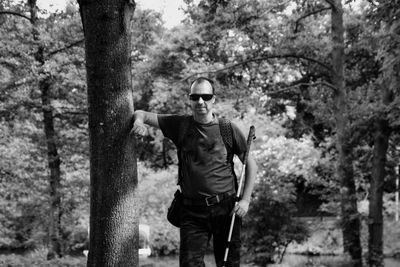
[330,0,362,266]
[41,76,63,259]
[367,44,396,267]
[368,116,389,267]
[28,0,63,259]
[78,1,138,266]
[368,2,399,264]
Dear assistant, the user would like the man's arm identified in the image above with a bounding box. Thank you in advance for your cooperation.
[131,110,159,136]
[233,154,258,218]
[241,155,257,202]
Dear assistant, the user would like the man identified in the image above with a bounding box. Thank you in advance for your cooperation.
[132,77,257,267]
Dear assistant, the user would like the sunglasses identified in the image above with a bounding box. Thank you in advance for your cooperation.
[189,94,214,101]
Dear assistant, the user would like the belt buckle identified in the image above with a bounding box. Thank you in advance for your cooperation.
[205,195,220,206]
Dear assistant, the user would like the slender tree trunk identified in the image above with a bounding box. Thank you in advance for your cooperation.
[41,76,63,259]
[78,1,138,266]
[162,138,168,168]
[330,1,362,265]
[368,117,389,267]
[368,44,396,266]
[29,0,63,259]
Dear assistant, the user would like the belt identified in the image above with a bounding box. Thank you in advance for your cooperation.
[183,190,236,207]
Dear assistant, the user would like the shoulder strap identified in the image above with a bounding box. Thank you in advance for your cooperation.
[218,117,233,162]
[218,117,238,190]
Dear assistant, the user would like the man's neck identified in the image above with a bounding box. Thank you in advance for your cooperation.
[193,113,214,124]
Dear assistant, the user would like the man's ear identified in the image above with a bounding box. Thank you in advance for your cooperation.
[212,97,215,103]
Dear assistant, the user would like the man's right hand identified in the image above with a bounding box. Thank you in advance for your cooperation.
[131,119,148,136]
[130,110,159,136]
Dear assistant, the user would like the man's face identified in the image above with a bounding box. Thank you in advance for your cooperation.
[189,81,215,117]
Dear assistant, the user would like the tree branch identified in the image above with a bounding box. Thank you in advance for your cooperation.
[46,38,85,58]
[182,54,331,82]
[267,81,337,95]
[365,0,378,7]
[2,77,36,91]
[0,168,20,182]
[324,0,336,7]
[295,7,331,32]
[0,60,19,72]
[0,11,31,21]
[54,110,88,118]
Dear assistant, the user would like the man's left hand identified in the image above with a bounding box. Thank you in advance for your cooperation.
[231,199,250,218]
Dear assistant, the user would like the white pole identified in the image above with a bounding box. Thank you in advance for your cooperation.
[396,165,399,222]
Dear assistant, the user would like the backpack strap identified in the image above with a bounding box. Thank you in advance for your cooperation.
[177,116,191,185]
[218,117,233,162]
[218,117,238,191]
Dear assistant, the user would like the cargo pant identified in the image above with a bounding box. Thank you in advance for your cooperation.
[179,196,241,267]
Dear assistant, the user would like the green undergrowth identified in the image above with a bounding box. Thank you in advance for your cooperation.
[286,217,400,258]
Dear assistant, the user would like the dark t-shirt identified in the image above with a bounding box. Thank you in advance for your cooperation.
[158,114,247,199]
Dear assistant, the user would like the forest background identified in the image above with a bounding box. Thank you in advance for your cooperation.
[0,0,400,266]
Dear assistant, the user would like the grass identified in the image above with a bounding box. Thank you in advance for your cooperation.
[1,250,399,267]
[0,253,362,267]
[140,254,257,267]
[0,252,86,267]
[0,252,254,267]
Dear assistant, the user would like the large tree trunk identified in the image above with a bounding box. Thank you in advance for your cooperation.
[29,0,63,259]
[330,0,362,265]
[78,1,138,266]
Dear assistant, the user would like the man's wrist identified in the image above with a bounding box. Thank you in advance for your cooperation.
[134,111,144,123]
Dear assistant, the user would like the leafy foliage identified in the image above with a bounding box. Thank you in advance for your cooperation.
[243,183,309,265]
[241,119,322,263]
[0,0,88,252]
[137,166,180,255]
